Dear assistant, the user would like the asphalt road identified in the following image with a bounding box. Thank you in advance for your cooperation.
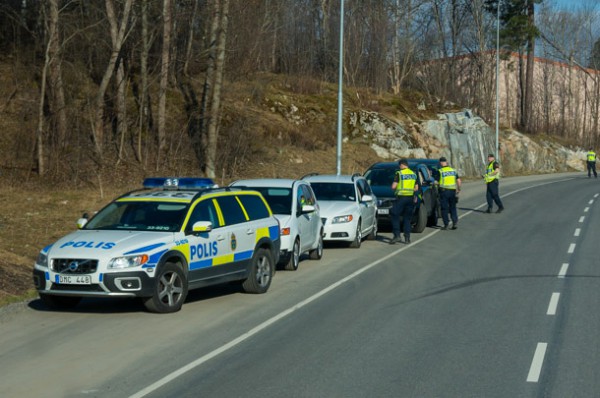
[2,172,599,398]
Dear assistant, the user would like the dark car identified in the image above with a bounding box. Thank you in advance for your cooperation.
[363,159,441,233]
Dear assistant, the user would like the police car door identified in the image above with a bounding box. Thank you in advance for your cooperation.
[213,195,255,275]
[185,198,234,282]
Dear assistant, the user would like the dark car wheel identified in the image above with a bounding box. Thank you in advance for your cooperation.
[412,204,427,233]
[144,262,188,313]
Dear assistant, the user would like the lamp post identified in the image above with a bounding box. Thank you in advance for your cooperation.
[336,0,344,175]
[495,0,500,160]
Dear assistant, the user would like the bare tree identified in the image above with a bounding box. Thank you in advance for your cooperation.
[157,0,172,166]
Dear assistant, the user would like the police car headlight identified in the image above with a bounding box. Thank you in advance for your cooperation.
[36,252,48,268]
[108,254,149,269]
[332,215,353,224]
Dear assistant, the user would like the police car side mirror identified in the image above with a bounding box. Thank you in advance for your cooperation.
[361,194,373,203]
[192,221,213,233]
[300,204,315,214]
[77,218,88,229]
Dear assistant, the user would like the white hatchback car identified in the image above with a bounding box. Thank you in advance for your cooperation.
[303,174,377,248]
[230,179,323,270]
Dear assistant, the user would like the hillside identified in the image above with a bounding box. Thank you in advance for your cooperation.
[0,71,461,305]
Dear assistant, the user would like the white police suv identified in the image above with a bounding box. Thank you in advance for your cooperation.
[32,178,281,313]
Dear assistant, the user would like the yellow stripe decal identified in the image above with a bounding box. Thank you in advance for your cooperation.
[236,196,250,220]
[255,226,269,243]
[212,253,234,266]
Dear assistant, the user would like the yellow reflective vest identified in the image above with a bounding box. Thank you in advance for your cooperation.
[395,169,417,196]
[587,151,596,162]
[484,161,499,183]
[439,166,458,189]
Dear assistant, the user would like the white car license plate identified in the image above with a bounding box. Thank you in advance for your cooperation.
[59,275,92,285]
[378,208,389,215]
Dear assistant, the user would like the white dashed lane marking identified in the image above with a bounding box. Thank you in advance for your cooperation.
[579,216,585,223]
[558,263,569,278]
[546,293,560,315]
[568,244,576,254]
[584,207,589,212]
[527,343,548,383]
[574,228,580,237]
[589,200,594,205]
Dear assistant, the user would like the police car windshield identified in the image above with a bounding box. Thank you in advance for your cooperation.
[248,187,293,215]
[84,201,188,232]
[310,182,355,202]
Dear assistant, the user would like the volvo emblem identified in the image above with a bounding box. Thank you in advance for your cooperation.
[69,261,79,272]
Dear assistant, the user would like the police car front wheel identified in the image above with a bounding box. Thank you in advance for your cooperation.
[144,262,188,313]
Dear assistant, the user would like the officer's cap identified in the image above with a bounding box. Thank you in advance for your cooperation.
[398,158,408,166]
[439,157,447,162]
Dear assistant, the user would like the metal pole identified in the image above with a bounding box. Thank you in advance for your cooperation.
[495,0,500,160]
[336,0,344,175]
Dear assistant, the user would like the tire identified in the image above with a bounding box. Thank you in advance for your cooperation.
[284,238,301,271]
[143,262,188,313]
[412,204,427,233]
[349,220,362,248]
[39,293,81,309]
[366,219,377,240]
[309,231,324,260]
[242,248,274,294]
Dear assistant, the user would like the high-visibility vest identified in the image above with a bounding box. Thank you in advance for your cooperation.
[395,169,417,196]
[588,151,596,162]
[439,166,458,189]
[484,161,499,183]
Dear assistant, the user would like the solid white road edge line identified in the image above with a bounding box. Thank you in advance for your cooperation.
[129,177,575,398]
[527,343,548,383]
[546,292,560,315]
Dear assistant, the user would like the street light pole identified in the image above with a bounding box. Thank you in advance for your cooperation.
[495,0,500,160]
[336,0,344,175]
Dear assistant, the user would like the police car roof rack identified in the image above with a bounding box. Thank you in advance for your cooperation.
[300,173,319,179]
[190,186,246,202]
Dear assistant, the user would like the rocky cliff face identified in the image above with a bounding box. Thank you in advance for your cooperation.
[349,108,586,177]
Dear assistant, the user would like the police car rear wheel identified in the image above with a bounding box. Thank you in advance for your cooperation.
[284,238,300,271]
[144,262,188,313]
[309,232,323,260]
[39,293,81,309]
[242,248,273,294]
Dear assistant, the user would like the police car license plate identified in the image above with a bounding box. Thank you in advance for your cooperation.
[378,208,389,215]
[59,275,92,285]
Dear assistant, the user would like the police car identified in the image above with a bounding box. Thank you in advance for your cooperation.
[32,178,281,313]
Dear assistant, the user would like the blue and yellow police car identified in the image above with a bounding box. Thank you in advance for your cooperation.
[32,178,281,313]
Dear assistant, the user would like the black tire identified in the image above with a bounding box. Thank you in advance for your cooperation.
[349,220,362,248]
[284,238,301,271]
[143,262,188,313]
[309,231,324,260]
[39,293,81,309]
[366,220,378,240]
[412,204,427,233]
[242,248,274,294]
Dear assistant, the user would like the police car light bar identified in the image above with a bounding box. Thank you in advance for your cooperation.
[143,177,217,190]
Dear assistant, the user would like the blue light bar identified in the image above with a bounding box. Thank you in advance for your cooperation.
[143,177,217,190]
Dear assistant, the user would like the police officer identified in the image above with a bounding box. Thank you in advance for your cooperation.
[438,157,461,230]
[390,159,419,244]
[587,147,597,178]
[484,153,504,213]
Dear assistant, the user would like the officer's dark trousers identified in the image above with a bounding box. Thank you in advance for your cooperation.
[439,189,458,226]
[486,180,503,210]
[391,196,414,238]
[587,161,597,178]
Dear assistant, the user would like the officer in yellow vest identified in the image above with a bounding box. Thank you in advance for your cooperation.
[390,159,419,244]
[437,157,462,230]
[483,153,504,213]
[587,147,597,178]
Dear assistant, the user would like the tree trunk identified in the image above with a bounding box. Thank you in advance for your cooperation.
[157,0,173,167]
[93,0,133,159]
[205,0,229,179]
[524,1,535,132]
[47,0,67,151]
